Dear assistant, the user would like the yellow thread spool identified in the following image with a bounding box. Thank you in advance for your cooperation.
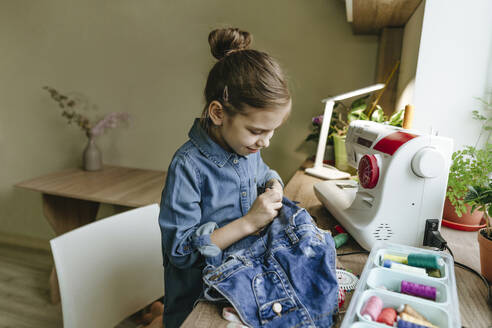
[383,254,408,264]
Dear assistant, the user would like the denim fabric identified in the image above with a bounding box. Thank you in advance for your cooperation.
[202,198,339,328]
[159,119,283,328]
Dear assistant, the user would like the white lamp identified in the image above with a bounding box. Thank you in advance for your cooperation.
[305,83,385,180]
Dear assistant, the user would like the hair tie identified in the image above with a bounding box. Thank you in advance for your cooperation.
[222,85,229,102]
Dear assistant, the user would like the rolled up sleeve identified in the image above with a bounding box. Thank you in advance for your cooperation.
[159,154,220,269]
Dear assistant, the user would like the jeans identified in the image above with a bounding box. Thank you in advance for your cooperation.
[202,198,339,328]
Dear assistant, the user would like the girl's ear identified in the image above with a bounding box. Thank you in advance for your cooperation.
[208,101,225,126]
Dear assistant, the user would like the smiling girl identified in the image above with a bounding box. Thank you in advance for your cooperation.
[158,27,291,327]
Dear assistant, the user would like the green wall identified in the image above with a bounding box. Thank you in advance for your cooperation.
[0,0,378,244]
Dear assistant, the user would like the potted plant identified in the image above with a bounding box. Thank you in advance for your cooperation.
[444,98,492,225]
[444,144,492,225]
[464,181,492,281]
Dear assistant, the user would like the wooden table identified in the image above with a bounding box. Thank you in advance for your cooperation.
[15,165,167,304]
[182,161,492,327]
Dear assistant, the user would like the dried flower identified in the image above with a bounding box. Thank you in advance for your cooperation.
[43,86,130,138]
[90,112,130,137]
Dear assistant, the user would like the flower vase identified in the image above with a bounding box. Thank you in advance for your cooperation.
[83,137,103,171]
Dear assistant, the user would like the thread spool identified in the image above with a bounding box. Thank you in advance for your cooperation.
[399,312,438,328]
[334,225,346,234]
[403,104,414,129]
[383,260,427,276]
[397,319,428,328]
[383,253,408,264]
[397,304,429,322]
[427,268,441,278]
[407,253,444,270]
[400,280,437,300]
[334,233,348,248]
[377,307,397,326]
[360,295,383,321]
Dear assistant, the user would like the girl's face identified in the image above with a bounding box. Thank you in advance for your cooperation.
[214,102,291,156]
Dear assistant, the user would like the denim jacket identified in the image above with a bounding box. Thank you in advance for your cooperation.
[159,119,283,328]
[202,197,339,328]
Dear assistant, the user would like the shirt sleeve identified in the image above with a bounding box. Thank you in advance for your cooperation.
[256,152,284,188]
[159,154,221,269]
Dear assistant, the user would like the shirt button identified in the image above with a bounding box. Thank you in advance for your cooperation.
[242,191,247,197]
[272,302,282,315]
[233,159,239,164]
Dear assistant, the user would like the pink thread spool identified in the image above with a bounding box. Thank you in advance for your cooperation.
[377,307,397,326]
[401,280,437,300]
[360,295,383,321]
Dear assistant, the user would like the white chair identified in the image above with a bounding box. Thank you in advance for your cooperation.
[50,204,164,328]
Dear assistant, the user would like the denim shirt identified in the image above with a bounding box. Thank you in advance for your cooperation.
[159,118,283,327]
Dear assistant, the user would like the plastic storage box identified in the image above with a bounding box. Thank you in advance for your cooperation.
[341,241,461,328]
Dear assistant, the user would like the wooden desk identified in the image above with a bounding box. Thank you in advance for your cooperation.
[16,165,167,304]
[182,162,492,327]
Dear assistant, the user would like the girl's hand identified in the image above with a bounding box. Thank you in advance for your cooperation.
[244,188,282,233]
[266,178,283,199]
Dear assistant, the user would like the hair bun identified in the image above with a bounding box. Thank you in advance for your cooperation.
[208,28,252,60]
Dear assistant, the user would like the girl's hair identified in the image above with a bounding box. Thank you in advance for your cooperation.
[200,27,291,130]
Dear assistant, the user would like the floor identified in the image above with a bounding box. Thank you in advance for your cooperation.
[0,242,138,328]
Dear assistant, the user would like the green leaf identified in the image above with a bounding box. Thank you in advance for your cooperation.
[370,106,386,123]
[350,95,370,110]
[388,109,405,127]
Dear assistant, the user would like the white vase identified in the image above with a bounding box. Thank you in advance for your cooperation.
[83,137,103,171]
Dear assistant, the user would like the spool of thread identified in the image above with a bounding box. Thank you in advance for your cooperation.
[400,280,437,300]
[403,104,414,129]
[427,268,441,278]
[397,319,428,328]
[407,253,444,270]
[383,253,408,264]
[377,307,397,326]
[383,260,427,276]
[337,288,345,308]
[399,312,438,328]
[334,225,346,234]
[360,295,383,321]
[397,304,429,322]
[334,233,348,248]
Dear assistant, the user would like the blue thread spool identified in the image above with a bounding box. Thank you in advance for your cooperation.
[397,319,428,328]
[407,253,443,270]
[383,260,427,276]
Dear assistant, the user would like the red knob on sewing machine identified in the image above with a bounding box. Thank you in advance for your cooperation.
[358,154,379,189]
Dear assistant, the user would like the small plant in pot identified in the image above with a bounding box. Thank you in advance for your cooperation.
[464,181,492,281]
[444,98,492,225]
[445,144,492,225]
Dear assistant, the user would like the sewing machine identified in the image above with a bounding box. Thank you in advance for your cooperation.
[314,120,453,250]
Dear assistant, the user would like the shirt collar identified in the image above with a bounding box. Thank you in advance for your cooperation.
[188,119,235,167]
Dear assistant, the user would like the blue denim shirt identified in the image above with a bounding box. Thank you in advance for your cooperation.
[159,118,283,327]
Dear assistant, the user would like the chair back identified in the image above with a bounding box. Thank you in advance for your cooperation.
[50,204,164,328]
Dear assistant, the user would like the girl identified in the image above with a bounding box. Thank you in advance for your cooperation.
[158,27,291,328]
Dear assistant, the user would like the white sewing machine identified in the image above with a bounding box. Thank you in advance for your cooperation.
[314,120,453,250]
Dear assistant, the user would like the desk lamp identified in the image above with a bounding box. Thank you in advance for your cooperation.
[305,83,385,180]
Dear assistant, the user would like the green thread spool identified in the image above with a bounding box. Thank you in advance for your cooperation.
[427,268,441,278]
[407,253,443,269]
[334,233,348,248]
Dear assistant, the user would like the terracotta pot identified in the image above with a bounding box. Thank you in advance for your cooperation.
[442,197,483,225]
[478,228,492,282]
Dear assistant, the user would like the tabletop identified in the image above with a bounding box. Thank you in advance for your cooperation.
[182,161,492,327]
[15,165,167,207]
